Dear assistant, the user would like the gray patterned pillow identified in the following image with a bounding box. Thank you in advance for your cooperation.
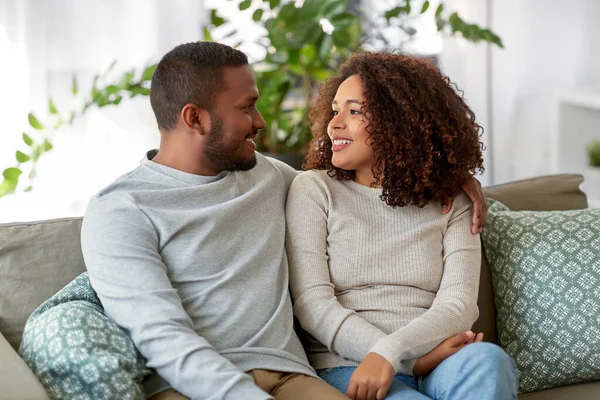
[19,273,150,400]
[481,200,600,393]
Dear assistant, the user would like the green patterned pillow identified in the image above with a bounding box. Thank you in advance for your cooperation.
[19,273,150,400]
[481,200,600,393]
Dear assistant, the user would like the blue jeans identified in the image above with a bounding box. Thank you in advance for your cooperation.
[318,342,518,399]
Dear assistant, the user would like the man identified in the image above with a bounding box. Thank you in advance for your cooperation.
[81,41,487,400]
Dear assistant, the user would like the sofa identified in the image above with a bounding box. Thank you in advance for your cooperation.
[0,174,598,400]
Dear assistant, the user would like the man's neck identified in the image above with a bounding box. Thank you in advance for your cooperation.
[152,138,222,177]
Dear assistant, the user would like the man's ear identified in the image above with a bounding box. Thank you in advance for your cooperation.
[181,103,211,135]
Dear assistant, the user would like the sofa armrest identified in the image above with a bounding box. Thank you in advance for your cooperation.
[0,333,49,400]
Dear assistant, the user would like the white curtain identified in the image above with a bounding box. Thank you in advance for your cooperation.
[0,0,204,222]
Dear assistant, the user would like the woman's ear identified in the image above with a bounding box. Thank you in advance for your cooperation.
[181,103,211,135]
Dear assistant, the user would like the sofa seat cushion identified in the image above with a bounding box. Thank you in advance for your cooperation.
[482,200,600,393]
[519,380,600,399]
[0,331,49,400]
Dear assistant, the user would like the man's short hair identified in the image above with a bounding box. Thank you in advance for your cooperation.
[150,41,248,131]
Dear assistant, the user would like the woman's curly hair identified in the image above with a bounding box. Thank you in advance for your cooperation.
[304,52,484,208]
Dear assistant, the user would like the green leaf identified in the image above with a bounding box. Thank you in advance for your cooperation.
[287,63,304,77]
[16,151,30,163]
[48,98,58,115]
[24,186,32,192]
[319,33,334,59]
[492,35,504,48]
[332,30,351,46]
[0,178,18,197]
[141,64,157,81]
[31,145,41,161]
[300,44,316,64]
[385,6,404,21]
[448,12,463,32]
[42,139,53,152]
[435,3,444,17]
[22,133,33,147]
[3,167,22,180]
[113,95,123,105]
[106,85,120,94]
[239,0,252,11]
[119,72,133,90]
[28,113,44,130]
[268,0,281,9]
[313,68,331,80]
[252,8,264,21]
[72,76,78,95]
[436,17,445,31]
[203,26,213,41]
[211,9,226,27]
[279,3,298,22]
[318,0,346,18]
[421,1,430,14]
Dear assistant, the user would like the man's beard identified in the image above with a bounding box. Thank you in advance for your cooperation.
[203,113,257,172]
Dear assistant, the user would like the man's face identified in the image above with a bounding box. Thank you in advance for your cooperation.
[203,65,265,172]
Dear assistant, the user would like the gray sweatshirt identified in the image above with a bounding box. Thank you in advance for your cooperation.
[81,152,313,400]
[286,170,481,375]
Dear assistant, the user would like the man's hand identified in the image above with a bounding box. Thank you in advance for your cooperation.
[347,352,395,400]
[441,177,488,234]
[412,331,484,376]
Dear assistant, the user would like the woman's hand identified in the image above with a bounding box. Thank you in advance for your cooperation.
[347,352,395,400]
[413,330,484,376]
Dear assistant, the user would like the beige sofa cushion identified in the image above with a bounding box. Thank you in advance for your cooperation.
[520,380,600,400]
[0,218,86,350]
[0,332,49,400]
[474,174,588,344]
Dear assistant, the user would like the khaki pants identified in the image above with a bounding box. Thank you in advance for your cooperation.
[150,369,348,399]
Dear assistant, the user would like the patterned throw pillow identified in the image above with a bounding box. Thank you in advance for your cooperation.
[19,273,149,400]
[481,200,600,393]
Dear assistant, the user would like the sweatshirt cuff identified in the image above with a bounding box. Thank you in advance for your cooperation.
[332,314,387,362]
[370,337,416,376]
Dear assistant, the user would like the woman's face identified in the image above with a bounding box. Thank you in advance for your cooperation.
[328,74,375,181]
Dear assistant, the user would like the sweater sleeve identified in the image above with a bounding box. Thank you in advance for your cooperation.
[369,193,481,375]
[286,173,387,362]
[81,195,271,400]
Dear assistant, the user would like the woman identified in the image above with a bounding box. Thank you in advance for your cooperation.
[286,53,517,400]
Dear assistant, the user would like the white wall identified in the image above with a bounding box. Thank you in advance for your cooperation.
[437,0,490,185]
[440,0,600,186]
[0,0,204,222]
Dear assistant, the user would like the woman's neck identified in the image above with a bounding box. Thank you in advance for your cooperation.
[354,167,382,188]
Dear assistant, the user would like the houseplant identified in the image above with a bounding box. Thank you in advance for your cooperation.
[0,0,503,196]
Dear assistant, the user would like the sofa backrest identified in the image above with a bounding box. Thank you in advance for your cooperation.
[0,218,86,350]
[475,174,588,343]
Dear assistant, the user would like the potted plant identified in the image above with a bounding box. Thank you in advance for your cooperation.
[1,0,503,196]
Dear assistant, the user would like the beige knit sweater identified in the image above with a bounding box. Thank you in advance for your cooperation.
[285,170,481,375]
